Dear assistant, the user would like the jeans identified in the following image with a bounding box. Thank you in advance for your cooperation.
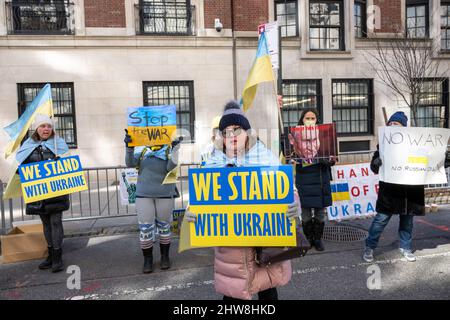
[365,213,414,250]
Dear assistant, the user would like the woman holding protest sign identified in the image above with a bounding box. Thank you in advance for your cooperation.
[185,101,299,300]
[288,108,335,251]
[124,129,181,274]
[16,114,70,273]
[363,111,450,262]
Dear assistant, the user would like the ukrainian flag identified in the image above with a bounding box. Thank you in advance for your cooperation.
[241,31,275,112]
[3,84,53,159]
[331,183,351,202]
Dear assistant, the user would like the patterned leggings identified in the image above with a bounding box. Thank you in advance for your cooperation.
[136,197,173,249]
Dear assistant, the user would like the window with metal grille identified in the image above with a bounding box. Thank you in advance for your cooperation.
[143,81,195,141]
[137,0,194,35]
[6,0,74,35]
[406,0,429,38]
[354,0,367,38]
[275,0,298,37]
[416,78,449,127]
[17,83,77,148]
[309,0,345,51]
[441,2,450,50]
[332,79,373,136]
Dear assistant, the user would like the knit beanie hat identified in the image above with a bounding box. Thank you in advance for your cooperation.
[218,101,251,131]
[32,113,54,130]
[388,111,408,127]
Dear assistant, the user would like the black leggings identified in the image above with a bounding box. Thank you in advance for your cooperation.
[39,212,64,250]
[223,287,279,300]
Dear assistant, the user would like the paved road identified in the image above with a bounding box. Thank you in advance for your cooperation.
[1,210,450,300]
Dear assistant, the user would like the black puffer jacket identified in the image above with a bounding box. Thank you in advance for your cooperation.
[21,145,70,215]
[295,161,333,209]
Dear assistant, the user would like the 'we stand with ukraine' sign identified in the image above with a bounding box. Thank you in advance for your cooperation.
[188,166,296,247]
[18,156,88,204]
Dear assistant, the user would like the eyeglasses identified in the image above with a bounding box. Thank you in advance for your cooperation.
[221,127,243,138]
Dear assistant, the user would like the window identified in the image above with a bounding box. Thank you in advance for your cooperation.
[18,83,77,148]
[6,0,74,35]
[281,79,323,128]
[441,1,450,50]
[416,79,449,127]
[309,0,345,51]
[406,0,429,38]
[332,79,374,136]
[143,81,195,141]
[339,140,371,152]
[137,0,194,35]
[275,0,298,37]
[354,0,367,38]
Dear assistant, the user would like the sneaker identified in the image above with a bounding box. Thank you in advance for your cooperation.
[363,247,374,262]
[399,248,416,262]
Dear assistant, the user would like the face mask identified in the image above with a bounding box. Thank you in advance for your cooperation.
[304,120,316,127]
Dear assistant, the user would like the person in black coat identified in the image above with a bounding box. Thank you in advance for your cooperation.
[288,108,335,251]
[15,114,70,272]
[363,111,450,263]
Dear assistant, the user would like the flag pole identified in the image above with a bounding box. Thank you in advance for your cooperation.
[49,87,58,158]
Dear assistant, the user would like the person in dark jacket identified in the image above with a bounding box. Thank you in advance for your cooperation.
[124,129,180,274]
[15,114,70,272]
[363,111,450,262]
[288,108,335,251]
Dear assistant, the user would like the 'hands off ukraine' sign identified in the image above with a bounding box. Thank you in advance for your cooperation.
[188,166,296,247]
[18,156,88,204]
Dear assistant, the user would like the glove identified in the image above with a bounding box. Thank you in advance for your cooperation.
[286,201,299,220]
[372,157,382,168]
[124,129,132,148]
[53,156,61,161]
[319,158,336,166]
[184,208,196,223]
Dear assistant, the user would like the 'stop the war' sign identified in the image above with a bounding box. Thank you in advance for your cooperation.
[379,126,450,185]
[127,105,177,147]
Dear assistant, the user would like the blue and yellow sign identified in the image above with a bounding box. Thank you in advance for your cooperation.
[331,183,351,202]
[188,166,296,247]
[18,155,88,204]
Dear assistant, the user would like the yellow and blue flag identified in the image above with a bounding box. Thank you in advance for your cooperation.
[331,183,351,202]
[3,83,53,159]
[241,31,275,112]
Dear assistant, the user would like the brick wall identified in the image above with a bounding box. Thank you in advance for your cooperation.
[84,0,126,28]
[204,0,268,32]
[373,0,402,33]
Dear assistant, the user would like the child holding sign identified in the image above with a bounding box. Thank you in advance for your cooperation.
[124,127,180,274]
[15,114,70,273]
[185,101,298,300]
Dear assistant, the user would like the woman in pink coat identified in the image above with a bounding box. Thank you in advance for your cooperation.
[186,101,298,300]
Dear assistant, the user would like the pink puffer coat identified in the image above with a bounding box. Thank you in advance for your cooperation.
[214,246,292,300]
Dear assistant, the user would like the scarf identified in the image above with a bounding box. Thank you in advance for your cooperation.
[16,136,69,164]
[133,145,169,162]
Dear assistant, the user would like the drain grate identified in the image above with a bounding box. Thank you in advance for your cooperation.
[322,225,368,242]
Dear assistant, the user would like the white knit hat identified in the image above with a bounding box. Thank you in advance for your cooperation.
[32,114,54,130]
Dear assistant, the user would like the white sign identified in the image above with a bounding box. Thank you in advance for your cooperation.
[258,22,279,69]
[327,163,379,221]
[119,168,138,205]
[379,127,450,185]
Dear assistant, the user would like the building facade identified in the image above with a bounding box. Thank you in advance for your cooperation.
[0,0,449,180]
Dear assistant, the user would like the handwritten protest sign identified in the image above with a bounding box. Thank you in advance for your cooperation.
[288,123,337,162]
[188,166,296,247]
[379,127,450,185]
[327,163,378,221]
[127,105,176,147]
[18,156,88,204]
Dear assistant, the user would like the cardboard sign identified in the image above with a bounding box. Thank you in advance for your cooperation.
[188,166,296,247]
[379,127,450,185]
[327,163,378,221]
[127,105,177,147]
[289,123,337,162]
[18,155,88,204]
[119,168,138,205]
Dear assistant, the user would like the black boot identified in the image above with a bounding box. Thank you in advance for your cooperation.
[313,220,325,252]
[39,246,53,270]
[51,248,64,273]
[302,220,314,247]
[160,243,171,270]
[142,248,153,274]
